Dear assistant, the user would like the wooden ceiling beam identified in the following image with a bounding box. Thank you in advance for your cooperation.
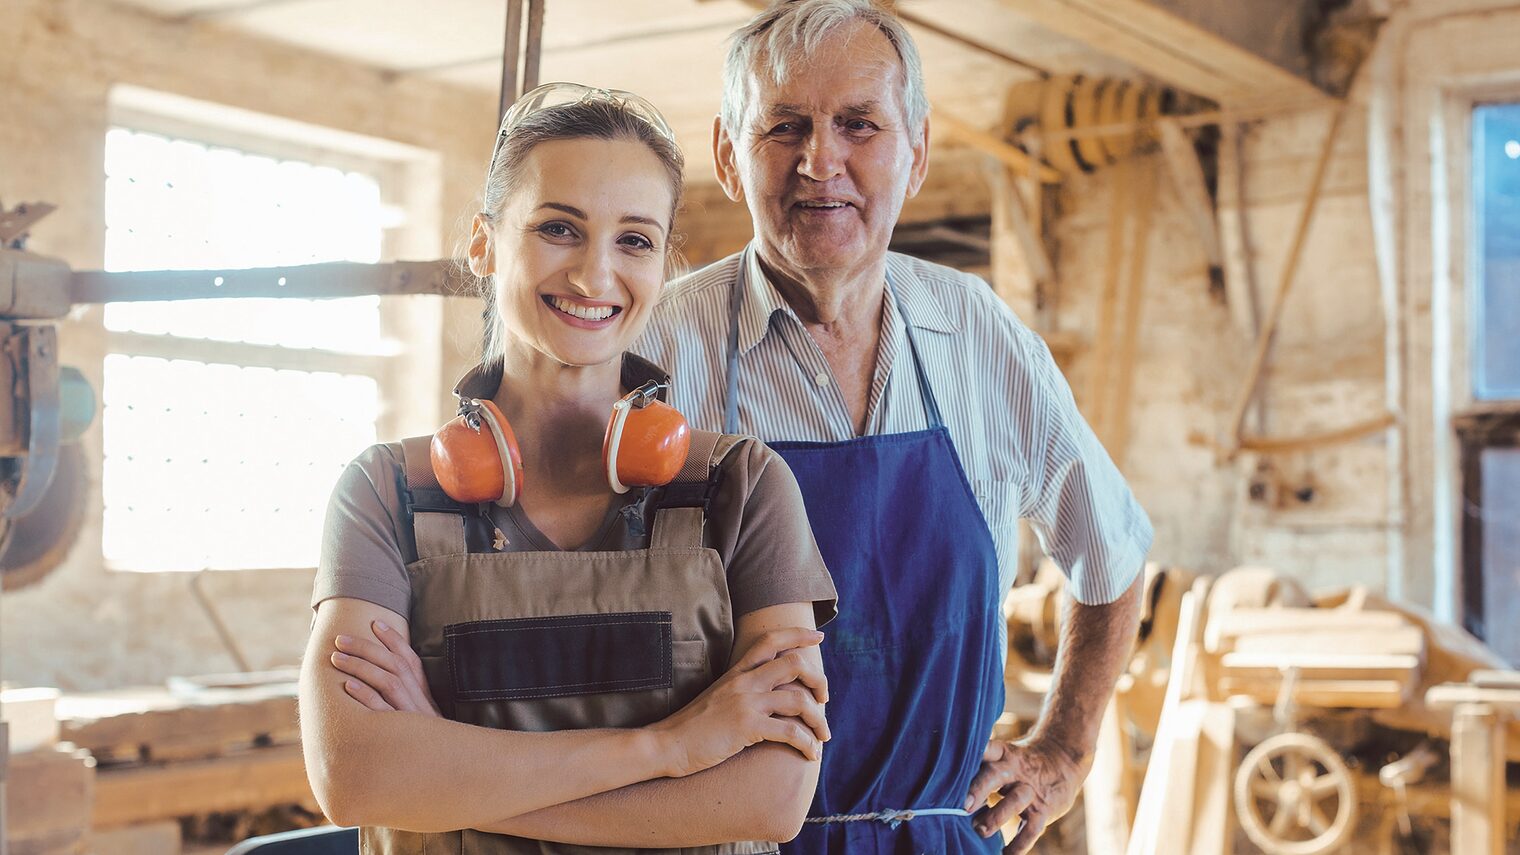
[993,0,1326,106]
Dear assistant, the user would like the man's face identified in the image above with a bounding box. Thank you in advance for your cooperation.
[718,22,929,280]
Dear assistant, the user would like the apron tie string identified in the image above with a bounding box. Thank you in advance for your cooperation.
[803,807,972,830]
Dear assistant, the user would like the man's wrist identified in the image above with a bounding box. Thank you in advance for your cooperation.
[1020,728,1093,771]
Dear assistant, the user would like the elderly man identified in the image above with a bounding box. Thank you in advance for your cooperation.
[635,1,1153,852]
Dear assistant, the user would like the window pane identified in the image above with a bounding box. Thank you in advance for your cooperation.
[1473,103,1520,400]
[101,127,386,354]
[1479,446,1520,665]
[102,355,379,571]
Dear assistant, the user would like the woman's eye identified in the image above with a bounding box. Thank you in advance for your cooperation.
[620,233,655,251]
[538,222,576,239]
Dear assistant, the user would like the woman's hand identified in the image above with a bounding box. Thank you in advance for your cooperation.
[330,620,442,717]
[649,627,830,778]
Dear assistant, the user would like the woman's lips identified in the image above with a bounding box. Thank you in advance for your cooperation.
[542,294,623,330]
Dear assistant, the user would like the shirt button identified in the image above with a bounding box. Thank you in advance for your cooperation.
[813,371,829,387]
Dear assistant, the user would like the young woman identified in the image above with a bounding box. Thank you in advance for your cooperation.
[298,84,837,854]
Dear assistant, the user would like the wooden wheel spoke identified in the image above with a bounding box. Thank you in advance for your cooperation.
[1257,755,1282,782]
[1309,772,1341,798]
[1269,803,1296,836]
[1251,779,1281,800]
[1308,804,1333,836]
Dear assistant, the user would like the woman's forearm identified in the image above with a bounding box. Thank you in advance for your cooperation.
[477,741,819,846]
[300,637,673,831]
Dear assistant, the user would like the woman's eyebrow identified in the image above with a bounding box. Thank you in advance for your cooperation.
[621,214,665,233]
[537,202,587,219]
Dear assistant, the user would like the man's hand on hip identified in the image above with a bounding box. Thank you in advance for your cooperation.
[964,735,1090,852]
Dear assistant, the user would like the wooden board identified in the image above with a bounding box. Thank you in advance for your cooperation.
[92,744,316,829]
[7,744,95,852]
[1218,677,1408,709]
[56,683,298,764]
[1426,684,1520,714]
[994,0,1326,106]
[1227,625,1425,658]
[89,822,182,855]
[1450,704,1507,855]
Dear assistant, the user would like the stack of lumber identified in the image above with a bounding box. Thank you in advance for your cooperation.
[3,687,95,855]
[1204,606,1425,708]
[51,669,317,831]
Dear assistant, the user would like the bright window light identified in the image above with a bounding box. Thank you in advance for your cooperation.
[102,126,391,571]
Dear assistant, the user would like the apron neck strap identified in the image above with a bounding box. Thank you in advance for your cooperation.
[722,245,943,433]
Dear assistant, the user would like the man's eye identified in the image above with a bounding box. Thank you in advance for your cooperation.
[770,123,800,135]
[847,119,875,132]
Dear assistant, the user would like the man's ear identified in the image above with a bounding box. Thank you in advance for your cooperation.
[713,115,745,203]
[467,213,495,278]
[905,116,931,199]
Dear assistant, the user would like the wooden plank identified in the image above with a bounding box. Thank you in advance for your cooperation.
[1205,607,1407,651]
[1215,121,1262,340]
[92,744,315,828]
[1088,158,1133,436]
[1107,163,1158,464]
[1450,703,1506,855]
[7,744,95,846]
[1220,651,1422,673]
[56,684,298,764]
[1426,685,1520,713]
[89,822,182,855]
[1188,702,1236,855]
[994,0,1325,105]
[1084,696,1135,852]
[1228,625,1425,657]
[1471,670,1520,690]
[989,165,1054,299]
[1218,677,1408,709]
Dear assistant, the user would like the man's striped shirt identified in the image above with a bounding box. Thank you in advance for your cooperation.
[634,249,1152,608]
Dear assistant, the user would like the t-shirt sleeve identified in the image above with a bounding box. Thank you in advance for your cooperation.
[311,444,413,619]
[708,439,838,628]
[1009,317,1153,605]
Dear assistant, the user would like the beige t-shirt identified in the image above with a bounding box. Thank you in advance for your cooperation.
[312,359,837,628]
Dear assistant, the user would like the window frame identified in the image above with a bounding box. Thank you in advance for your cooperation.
[100,94,445,573]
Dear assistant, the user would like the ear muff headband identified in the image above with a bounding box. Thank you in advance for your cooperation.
[605,399,633,495]
[472,399,519,506]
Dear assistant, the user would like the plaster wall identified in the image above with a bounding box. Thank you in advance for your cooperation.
[0,0,495,689]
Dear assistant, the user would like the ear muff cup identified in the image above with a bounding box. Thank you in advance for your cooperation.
[431,398,524,506]
[603,397,691,494]
[431,389,690,505]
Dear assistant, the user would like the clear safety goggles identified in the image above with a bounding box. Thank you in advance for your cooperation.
[486,82,678,181]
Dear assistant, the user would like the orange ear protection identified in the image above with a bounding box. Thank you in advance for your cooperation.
[430,381,691,506]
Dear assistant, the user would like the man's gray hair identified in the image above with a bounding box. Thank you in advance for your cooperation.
[721,0,929,141]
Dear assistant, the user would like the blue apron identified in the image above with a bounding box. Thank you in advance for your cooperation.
[722,249,1006,854]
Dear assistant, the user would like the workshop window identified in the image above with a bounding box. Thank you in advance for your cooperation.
[101,126,402,572]
[1459,102,1520,664]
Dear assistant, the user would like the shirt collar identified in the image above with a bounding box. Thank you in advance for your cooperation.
[737,249,958,355]
[452,352,672,410]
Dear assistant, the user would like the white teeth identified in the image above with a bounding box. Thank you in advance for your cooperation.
[550,296,615,321]
[800,201,847,208]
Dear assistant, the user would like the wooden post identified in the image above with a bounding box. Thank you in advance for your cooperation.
[989,164,1051,322]
[1084,696,1136,852]
[1450,702,1507,855]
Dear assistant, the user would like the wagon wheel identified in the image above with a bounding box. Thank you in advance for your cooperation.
[1234,732,1357,855]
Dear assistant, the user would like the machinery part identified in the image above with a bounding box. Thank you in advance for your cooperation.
[1235,732,1357,855]
[0,443,87,591]
[6,326,59,519]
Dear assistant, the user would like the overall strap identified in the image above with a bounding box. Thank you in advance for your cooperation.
[649,430,742,550]
[399,436,488,560]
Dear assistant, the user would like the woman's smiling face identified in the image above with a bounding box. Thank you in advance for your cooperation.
[473,136,676,369]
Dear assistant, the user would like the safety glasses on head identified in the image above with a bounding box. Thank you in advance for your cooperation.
[485,82,679,183]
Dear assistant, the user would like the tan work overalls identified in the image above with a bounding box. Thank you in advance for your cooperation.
[361,431,777,855]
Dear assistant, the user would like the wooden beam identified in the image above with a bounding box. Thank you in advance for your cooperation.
[70,260,470,304]
[1224,104,1349,454]
[92,744,314,828]
[935,110,1063,183]
[1155,118,1224,288]
[994,0,1326,106]
[1450,703,1507,855]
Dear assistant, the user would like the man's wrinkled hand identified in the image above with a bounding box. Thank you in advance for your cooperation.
[963,737,1089,853]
